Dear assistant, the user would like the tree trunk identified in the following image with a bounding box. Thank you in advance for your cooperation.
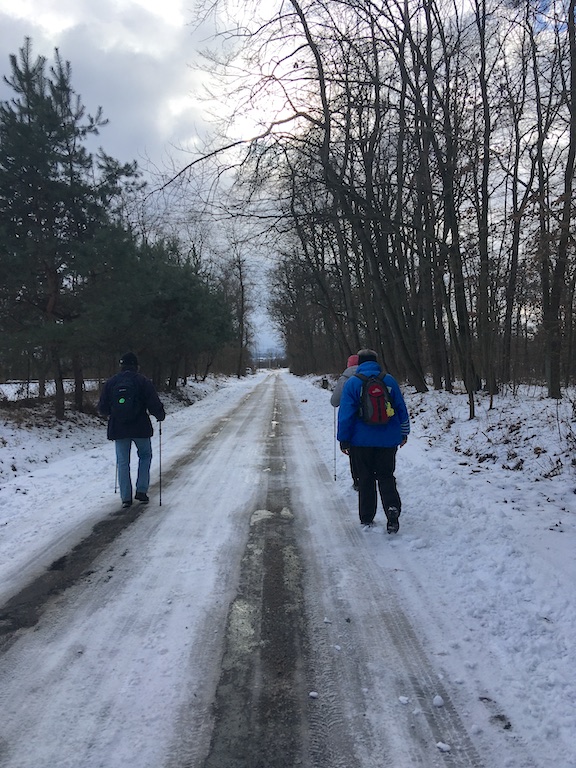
[546,0,576,398]
[51,346,65,419]
[72,354,84,411]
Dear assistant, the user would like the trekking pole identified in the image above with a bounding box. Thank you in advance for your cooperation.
[158,422,162,506]
[333,408,337,481]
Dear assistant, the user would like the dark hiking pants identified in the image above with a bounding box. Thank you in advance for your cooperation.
[350,445,401,525]
[349,451,359,486]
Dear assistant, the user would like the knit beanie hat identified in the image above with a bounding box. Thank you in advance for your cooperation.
[347,354,359,368]
[357,348,378,365]
[120,352,138,369]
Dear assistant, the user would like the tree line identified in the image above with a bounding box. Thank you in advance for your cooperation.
[196,0,576,413]
[0,40,251,418]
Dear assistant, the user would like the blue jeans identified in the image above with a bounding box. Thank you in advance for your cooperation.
[115,437,152,503]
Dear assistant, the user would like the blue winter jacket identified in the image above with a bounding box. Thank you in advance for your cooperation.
[337,361,410,448]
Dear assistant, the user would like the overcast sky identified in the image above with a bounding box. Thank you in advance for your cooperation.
[0,0,284,353]
[0,0,215,171]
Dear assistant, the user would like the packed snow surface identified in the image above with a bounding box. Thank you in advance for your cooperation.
[0,371,574,767]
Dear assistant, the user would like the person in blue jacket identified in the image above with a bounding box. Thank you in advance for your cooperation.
[98,352,165,508]
[337,348,410,533]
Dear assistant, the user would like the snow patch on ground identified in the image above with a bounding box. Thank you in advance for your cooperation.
[289,374,576,767]
[0,370,575,766]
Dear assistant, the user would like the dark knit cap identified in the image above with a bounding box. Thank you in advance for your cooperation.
[357,348,378,365]
[120,352,138,369]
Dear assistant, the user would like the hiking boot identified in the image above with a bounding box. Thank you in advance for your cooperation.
[386,507,400,534]
[361,522,375,531]
[122,500,132,509]
[135,492,149,504]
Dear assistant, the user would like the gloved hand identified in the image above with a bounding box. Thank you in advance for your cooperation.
[340,441,351,454]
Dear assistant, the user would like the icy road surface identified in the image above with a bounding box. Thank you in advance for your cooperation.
[0,372,547,767]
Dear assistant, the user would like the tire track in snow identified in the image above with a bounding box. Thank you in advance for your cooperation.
[0,378,271,649]
[198,374,314,768]
[280,373,486,767]
[0,375,277,768]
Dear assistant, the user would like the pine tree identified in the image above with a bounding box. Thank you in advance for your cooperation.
[0,39,137,415]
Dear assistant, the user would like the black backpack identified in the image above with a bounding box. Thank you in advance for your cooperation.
[355,371,395,425]
[110,375,142,423]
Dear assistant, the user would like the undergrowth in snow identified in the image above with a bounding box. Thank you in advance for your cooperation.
[321,374,576,490]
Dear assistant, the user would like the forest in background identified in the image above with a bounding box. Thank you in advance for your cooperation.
[2,0,576,421]
[188,0,576,417]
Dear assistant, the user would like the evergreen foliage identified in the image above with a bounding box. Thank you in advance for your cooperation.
[0,39,237,414]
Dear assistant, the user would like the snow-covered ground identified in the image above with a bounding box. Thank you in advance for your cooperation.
[0,371,575,766]
[301,375,576,767]
[0,374,238,599]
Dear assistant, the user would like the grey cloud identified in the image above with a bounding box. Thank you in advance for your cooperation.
[0,7,211,174]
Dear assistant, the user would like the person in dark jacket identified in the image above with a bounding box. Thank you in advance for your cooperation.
[331,354,360,489]
[98,352,165,508]
[337,348,410,533]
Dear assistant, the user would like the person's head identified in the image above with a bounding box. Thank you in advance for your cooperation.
[119,352,138,371]
[347,354,359,368]
[357,348,378,365]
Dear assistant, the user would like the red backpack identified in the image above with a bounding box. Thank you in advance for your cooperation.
[354,372,395,425]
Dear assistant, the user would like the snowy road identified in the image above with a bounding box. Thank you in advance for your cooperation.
[0,372,561,767]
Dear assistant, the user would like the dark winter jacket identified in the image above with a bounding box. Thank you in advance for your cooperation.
[98,370,165,440]
[337,361,410,448]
